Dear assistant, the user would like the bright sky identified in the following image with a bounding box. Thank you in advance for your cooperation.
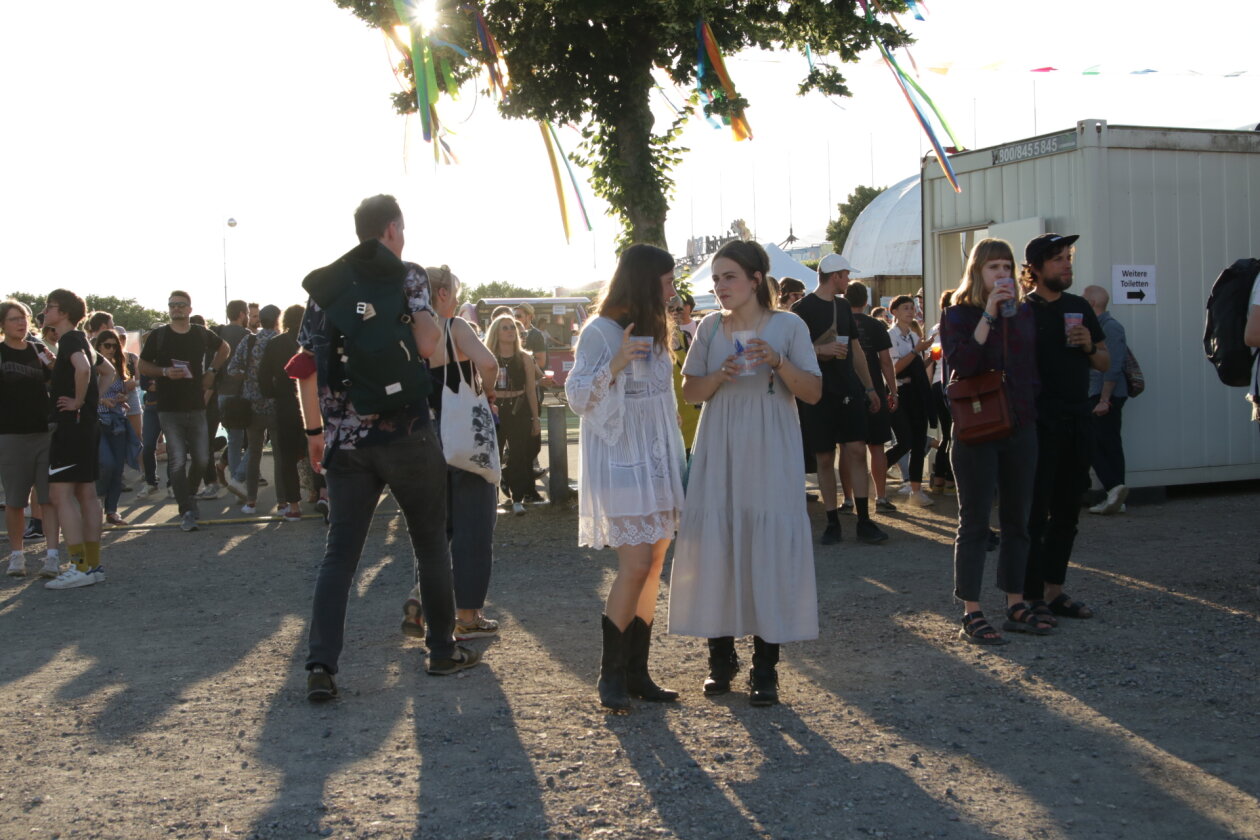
[3,1,1258,321]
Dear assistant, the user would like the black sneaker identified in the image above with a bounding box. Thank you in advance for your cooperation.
[838,500,855,515]
[23,521,44,541]
[856,518,889,545]
[875,497,898,512]
[523,491,545,504]
[307,665,338,702]
[820,522,842,545]
[427,644,483,676]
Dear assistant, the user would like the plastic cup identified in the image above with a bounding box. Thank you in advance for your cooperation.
[836,334,850,359]
[732,330,758,376]
[1064,312,1084,346]
[996,277,1017,317]
[629,336,653,379]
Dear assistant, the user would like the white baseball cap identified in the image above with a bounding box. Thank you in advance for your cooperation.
[818,253,857,275]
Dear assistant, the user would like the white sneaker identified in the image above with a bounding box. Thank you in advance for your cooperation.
[166,486,175,499]
[134,483,158,500]
[1103,484,1128,514]
[44,566,105,590]
[226,477,248,500]
[908,490,935,507]
[39,554,61,578]
[195,483,221,500]
[896,484,913,497]
[7,551,26,577]
[512,502,525,516]
[179,511,199,532]
[241,504,257,515]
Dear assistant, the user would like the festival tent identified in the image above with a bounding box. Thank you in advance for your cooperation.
[687,241,819,310]
[841,174,922,279]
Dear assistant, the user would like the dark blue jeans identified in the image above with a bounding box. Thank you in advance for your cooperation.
[96,422,129,514]
[448,466,497,610]
[306,424,455,673]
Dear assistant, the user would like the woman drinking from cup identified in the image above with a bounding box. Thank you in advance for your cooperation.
[669,241,823,706]
[940,238,1053,644]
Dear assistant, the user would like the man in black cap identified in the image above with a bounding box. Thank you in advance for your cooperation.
[1020,233,1109,623]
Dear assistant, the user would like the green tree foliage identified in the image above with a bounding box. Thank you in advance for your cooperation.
[332,1,909,250]
[5,292,165,331]
[825,184,886,254]
[461,281,548,303]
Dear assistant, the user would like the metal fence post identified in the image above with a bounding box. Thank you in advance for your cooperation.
[546,404,572,504]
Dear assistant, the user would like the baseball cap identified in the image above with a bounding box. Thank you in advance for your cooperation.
[818,253,857,275]
[1025,233,1080,265]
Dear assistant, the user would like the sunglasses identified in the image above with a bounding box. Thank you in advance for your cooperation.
[168,301,190,308]
[100,342,118,349]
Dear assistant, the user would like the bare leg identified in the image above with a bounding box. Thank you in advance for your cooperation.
[632,538,672,622]
[843,441,869,496]
[837,447,853,504]
[868,444,888,498]
[816,449,838,510]
[5,506,24,552]
[75,483,102,544]
[49,484,83,547]
[605,542,657,629]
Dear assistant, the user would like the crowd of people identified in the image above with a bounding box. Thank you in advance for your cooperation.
[1,193,1160,712]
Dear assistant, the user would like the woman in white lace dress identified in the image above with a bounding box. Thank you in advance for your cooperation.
[565,244,686,711]
[669,241,822,707]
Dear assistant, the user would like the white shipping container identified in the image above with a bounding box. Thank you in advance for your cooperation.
[921,119,1260,488]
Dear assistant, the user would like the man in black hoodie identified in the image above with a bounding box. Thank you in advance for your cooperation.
[294,195,481,701]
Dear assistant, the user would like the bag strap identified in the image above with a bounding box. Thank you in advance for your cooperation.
[442,317,478,393]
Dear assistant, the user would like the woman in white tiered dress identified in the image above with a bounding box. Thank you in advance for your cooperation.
[670,241,823,707]
[565,244,686,711]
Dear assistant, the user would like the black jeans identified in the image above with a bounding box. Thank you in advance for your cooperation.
[1089,395,1126,491]
[931,382,953,482]
[498,397,539,502]
[448,466,496,610]
[887,383,929,483]
[950,423,1037,602]
[1025,411,1092,600]
[306,425,455,673]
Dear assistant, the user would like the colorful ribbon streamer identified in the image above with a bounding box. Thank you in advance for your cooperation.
[539,123,570,242]
[548,122,592,232]
[696,20,752,141]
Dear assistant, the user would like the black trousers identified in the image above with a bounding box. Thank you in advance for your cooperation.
[1024,411,1091,600]
[1089,395,1126,491]
[931,382,953,482]
[886,382,929,483]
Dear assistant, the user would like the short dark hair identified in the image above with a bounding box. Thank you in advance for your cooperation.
[679,292,695,309]
[889,294,914,311]
[86,311,114,332]
[226,300,248,321]
[844,281,869,309]
[169,289,192,304]
[189,314,206,326]
[354,194,403,242]
[47,289,86,325]
[258,304,281,330]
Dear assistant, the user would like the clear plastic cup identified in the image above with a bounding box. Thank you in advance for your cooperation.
[996,277,1017,317]
[732,331,758,376]
[1064,312,1083,346]
[629,336,653,379]
[836,335,850,359]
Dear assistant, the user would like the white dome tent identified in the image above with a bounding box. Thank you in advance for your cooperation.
[840,174,923,303]
[686,241,819,310]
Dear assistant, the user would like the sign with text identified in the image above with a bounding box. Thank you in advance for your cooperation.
[1112,265,1157,304]
[991,131,1078,166]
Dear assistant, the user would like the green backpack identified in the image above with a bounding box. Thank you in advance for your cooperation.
[303,243,431,416]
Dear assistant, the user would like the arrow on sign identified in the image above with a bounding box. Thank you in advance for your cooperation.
[1126,289,1147,301]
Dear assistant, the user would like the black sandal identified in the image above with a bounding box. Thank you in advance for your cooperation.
[1003,602,1055,635]
[959,611,1009,646]
[1048,593,1094,619]
[1028,599,1059,628]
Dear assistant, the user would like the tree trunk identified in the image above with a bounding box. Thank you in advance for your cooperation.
[602,39,669,251]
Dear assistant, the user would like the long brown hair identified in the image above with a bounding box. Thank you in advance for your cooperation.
[593,243,675,357]
[952,238,1017,309]
[92,328,132,381]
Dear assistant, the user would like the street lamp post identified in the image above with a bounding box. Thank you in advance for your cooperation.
[223,217,237,310]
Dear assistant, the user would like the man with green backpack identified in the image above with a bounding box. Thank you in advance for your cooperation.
[293,194,482,702]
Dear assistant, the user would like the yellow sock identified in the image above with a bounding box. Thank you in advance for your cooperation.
[75,542,101,572]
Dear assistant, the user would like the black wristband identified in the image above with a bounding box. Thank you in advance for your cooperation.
[1084,343,1098,355]
[305,427,324,437]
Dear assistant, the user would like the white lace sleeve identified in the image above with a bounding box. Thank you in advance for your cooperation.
[565,321,626,445]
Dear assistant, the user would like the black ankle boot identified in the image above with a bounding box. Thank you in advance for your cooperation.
[703,636,739,696]
[598,615,630,711]
[749,636,780,707]
[624,617,678,702]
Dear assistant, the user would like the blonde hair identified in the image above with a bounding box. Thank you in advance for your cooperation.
[426,265,458,299]
[484,314,522,357]
[951,238,1017,309]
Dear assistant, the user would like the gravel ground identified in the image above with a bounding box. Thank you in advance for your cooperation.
[1,470,1257,840]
